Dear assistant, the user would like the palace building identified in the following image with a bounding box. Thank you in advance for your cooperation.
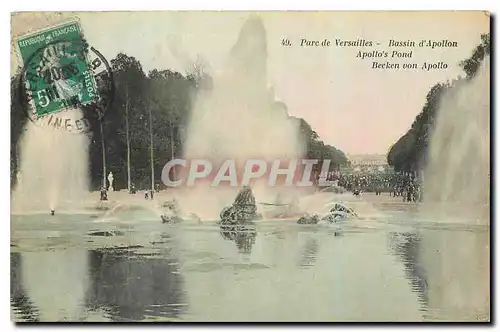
[347,154,389,172]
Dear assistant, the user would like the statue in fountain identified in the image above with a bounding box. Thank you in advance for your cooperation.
[297,202,357,225]
[161,197,179,222]
[16,171,22,187]
[161,213,182,224]
[162,198,180,215]
[107,172,114,192]
[160,198,198,224]
[219,186,260,225]
[297,213,321,224]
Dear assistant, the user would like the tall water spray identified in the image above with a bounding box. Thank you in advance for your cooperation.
[423,57,490,222]
[12,109,90,213]
[180,16,305,217]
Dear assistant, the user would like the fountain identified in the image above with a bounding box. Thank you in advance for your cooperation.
[414,56,491,319]
[297,202,357,224]
[219,186,260,225]
[423,56,490,224]
[11,109,90,214]
[179,15,306,218]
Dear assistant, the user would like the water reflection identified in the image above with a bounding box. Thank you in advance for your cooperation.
[388,232,429,311]
[388,228,490,321]
[11,253,39,322]
[298,238,319,268]
[11,238,188,322]
[220,222,257,254]
[11,217,489,322]
[418,227,490,321]
[85,244,188,321]
[12,249,89,322]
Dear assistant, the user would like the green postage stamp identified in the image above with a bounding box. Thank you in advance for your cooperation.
[16,20,100,118]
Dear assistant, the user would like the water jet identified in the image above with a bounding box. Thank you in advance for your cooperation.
[180,15,306,218]
[423,56,490,224]
[12,108,90,214]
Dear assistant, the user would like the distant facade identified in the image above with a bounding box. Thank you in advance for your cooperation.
[349,154,388,167]
[347,154,390,172]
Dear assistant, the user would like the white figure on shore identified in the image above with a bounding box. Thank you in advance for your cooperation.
[16,171,22,188]
[107,172,114,192]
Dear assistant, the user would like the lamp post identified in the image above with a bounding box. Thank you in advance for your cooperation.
[99,117,106,190]
[125,85,131,192]
[148,97,154,194]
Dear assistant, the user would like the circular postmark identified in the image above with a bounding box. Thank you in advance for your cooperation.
[18,35,115,135]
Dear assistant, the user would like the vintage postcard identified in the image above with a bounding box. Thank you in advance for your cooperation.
[10,11,490,322]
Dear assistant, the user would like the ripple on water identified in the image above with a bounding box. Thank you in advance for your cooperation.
[10,206,489,322]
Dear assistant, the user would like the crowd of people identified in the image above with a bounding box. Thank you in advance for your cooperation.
[97,169,422,204]
[322,170,423,202]
[99,183,161,201]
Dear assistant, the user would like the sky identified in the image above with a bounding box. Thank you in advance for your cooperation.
[11,11,489,155]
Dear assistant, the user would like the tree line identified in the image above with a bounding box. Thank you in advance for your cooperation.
[11,53,348,191]
[387,33,490,173]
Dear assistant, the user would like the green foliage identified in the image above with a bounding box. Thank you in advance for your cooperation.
[10,68,29,187]
[460,33,491,79]
[387,33,490,172]
[85,53,198,190]
[297,118,349,170]
[10,53,347,190]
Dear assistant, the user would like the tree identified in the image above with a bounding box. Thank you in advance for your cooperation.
[295,117,348,171]
[460,33,490,79]
[10,69,28,188]
[387,33,490,172]
[10,52,348,191]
